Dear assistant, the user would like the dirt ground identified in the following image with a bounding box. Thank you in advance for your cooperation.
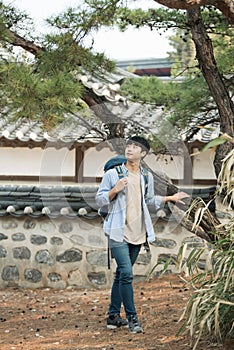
[0,274,233,350]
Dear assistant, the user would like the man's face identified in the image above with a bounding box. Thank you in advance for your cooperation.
[125,142,146,161]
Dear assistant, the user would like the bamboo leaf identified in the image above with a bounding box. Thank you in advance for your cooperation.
[200,137,227,152]
[214,302,221,338]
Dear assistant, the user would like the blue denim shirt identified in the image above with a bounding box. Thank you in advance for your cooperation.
[95,164,163,243]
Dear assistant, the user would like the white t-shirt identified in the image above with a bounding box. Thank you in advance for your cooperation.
[124,170,146,244]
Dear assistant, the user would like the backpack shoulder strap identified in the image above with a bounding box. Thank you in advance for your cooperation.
[115,165,125,179]
[115,165,148,197]
[141,167,149,197]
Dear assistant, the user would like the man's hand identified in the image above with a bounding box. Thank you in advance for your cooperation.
[114,178,128,193]
[109,178,128,201]
[163,192,190,205]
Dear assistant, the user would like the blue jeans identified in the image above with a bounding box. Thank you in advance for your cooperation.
[108,239,141,319]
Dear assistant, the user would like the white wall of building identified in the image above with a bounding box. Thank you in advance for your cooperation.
[0,146,216,181]
[83,147,117,177]
[84,147,185,180]
[145,154,184,179]
[192,149,216,179]
[0,148,75,176]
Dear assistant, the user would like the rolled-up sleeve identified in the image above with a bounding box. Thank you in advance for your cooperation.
[95,173,111,207]
[145,172,163,210]
[96,169,120,208]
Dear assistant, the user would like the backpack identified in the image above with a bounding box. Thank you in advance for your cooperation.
[99,155,149,219]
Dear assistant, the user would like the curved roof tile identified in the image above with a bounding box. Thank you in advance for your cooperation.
[0,68,220,145]
[0,184,216,219]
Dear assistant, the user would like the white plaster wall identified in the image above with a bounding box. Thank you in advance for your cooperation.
[145,153,184,179]
[0,148,75,176]
[0,146,216,180]
[83,147,117,177]
[193,149,216,179]
[84,147,184,180]
[83,142,182,179]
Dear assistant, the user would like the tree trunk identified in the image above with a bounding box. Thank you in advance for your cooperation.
[187,8,234,176]
[154,0,234,23]
[83,89,126,153]
[1,28,43,56]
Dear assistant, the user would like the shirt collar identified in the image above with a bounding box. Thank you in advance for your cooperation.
[122,162,144,175]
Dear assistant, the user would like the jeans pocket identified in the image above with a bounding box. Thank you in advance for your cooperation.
[109,238,126,249]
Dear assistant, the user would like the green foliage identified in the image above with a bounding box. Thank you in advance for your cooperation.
[114,7,187,31]
[149,141,234,347]
[218,148,234,209]
[168,29,197,76]
[114,5,229,33]
[120,76,179,106]
[0,1,117,127]
[120,74,213,149]
[201,137,227,152]
[166,77,212,128]
[178,227,234,349]
[0,1,35,41]
[166,8,233,78]
[0,1,28,29]
[175,142,234,348]
[213,29,234,77]
[48,0,119,31]
[168,27,234,78]
[38,33,115,75]
[0,60,84,127]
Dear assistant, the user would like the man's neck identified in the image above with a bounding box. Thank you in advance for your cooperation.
[125,160,141,173]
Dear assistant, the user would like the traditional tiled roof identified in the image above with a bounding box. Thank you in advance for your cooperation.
[181,117,220,143]
[0,114,104,147]
[115,58,174,78]
[0,184,216,218]
[113,102,220,144]
[0,185,99,219]
[0,106,220,147]
[78,67,136,104]
[0,68,136,146]
[0,65,219,146]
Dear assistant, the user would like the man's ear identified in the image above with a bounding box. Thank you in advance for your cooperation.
[141,151,147,158]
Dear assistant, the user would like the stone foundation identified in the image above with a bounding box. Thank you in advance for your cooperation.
[0,215,207,289]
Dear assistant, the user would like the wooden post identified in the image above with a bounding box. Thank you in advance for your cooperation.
[75,146,84,183]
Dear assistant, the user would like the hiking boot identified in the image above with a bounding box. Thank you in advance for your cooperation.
[106,314,128,329]
[128,315,143,333]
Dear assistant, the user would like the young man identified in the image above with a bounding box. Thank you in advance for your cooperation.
[96,136,189,333]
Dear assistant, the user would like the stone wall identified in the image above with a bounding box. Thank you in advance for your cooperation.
[0,214,209,290]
